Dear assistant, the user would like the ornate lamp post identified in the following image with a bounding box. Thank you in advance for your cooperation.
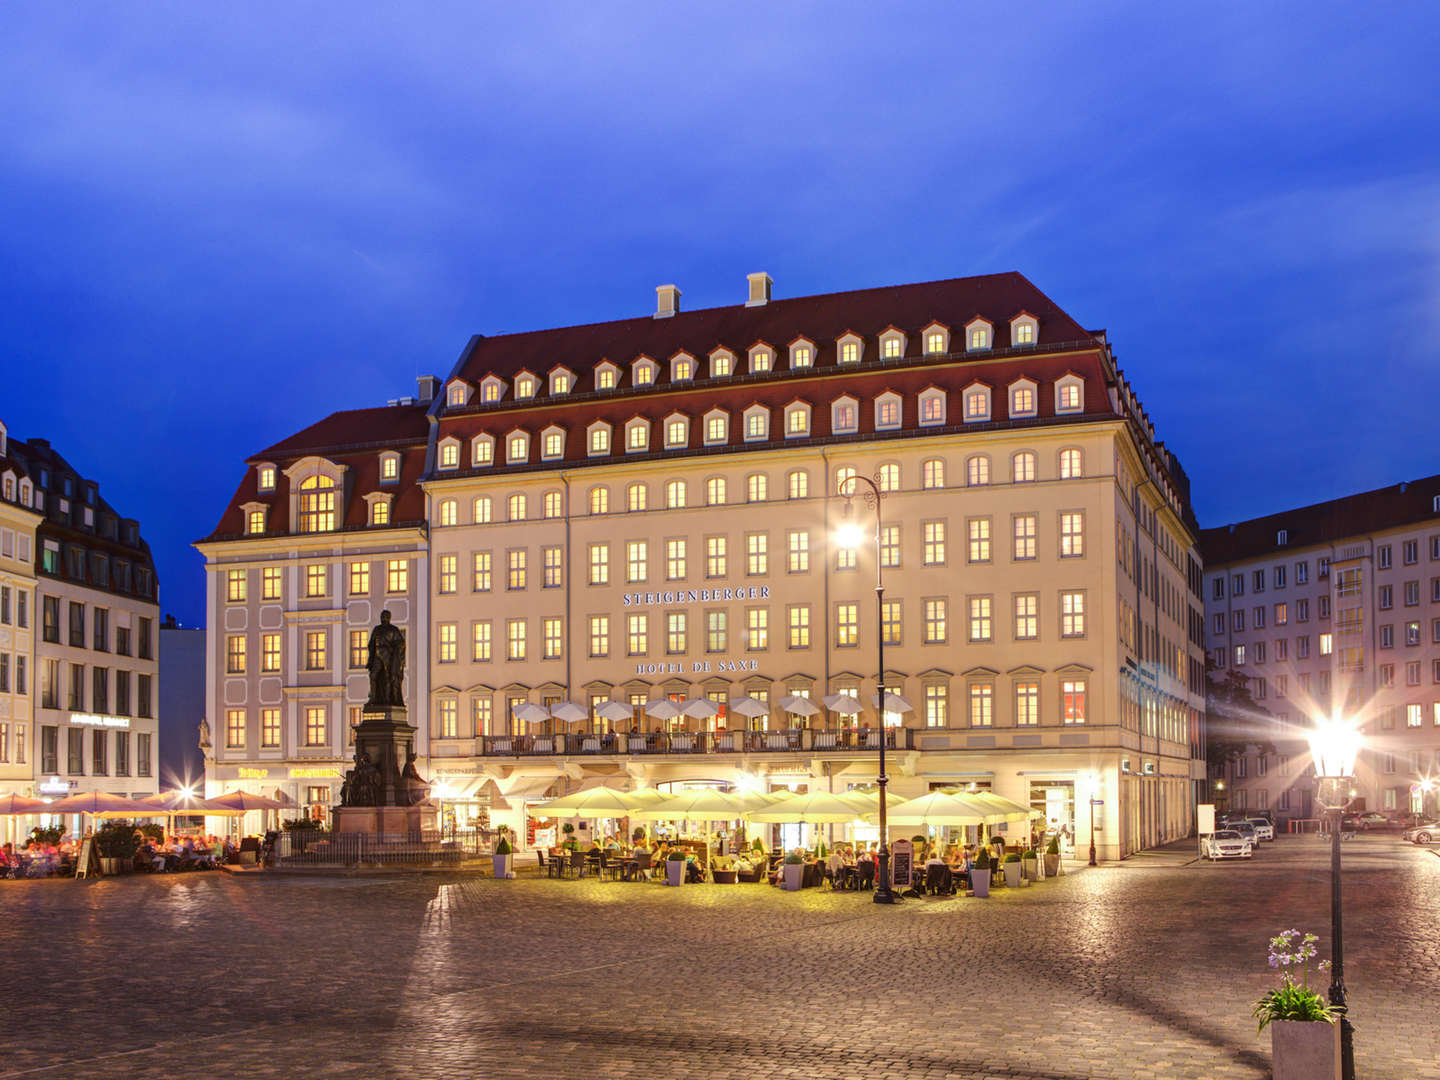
[1088,771,1099,866]
[837,474,897,904]
[1307,715,1362,1080]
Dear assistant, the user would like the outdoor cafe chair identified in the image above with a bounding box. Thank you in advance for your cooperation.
[567,850,587,878]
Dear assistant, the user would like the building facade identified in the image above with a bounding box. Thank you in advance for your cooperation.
[0,433,162,830]
[1202,475,1440,824]
[0,420,42,843]
[195,400,434,826]
[158,616,206,790]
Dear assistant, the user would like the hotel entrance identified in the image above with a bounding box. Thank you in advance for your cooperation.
[1028,779,1076,856]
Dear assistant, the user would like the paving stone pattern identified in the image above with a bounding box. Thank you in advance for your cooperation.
[1,835,1437,1079]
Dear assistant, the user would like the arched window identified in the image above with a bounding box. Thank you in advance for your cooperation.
[439,442,459,469]
[298,476,336,533]
[706,477,727,506]
[472,496,493,524]
[787,470,809,499]
[746,473,768,502]
[1060,449,1084,479]
[877,463,900,492]
[588,486,608,515]
[1012,451,1037,483]
[966,456,990,486]
[627,482,647,512]
[590,426,610,454]
[542,491,562,519]
[665,479,687,509]
[835,466,857,497]
[922,459,945,490]
[508,493,527,521]
[439,498,457,526]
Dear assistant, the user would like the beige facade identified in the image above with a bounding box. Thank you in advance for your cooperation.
[0,422,41,844]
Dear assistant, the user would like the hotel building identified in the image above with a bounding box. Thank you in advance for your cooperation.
[0,420,42,840]
[1202,475,1440,823]
[201,271,1207,859]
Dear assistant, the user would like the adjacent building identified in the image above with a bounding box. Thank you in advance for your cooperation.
[201,271,1207,858]
[1202,475,1440,824]
[158,615,206,790]
[0,420,42,844]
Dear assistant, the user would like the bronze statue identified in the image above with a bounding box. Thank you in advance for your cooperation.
[401,751,430,807]
[365,609,406,708]
[342,749,382,807]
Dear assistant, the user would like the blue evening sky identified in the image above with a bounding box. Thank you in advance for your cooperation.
[3,3,1438,627]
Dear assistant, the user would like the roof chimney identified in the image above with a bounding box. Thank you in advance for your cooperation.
[416,374,439,403]
[655,284,681,319]
[746,272,773,307]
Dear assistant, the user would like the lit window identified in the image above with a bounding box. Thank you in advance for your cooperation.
[1060,512,1085,557]
[247,509,266,535]
[589,616,609,657]
[447,383,467,406]
[1059,449,1083,479]
[923,599,947,643]
[1056,379,1083,412]
[439,442,459,469]
[706,611,727,652]
[836,603,858,646]
[543,431,563,459]
[438,554,457,594]
[225,635,246,674]
[786,405,809,436]
[1014,321,1036,344]
[305,564,327,597]
[439,699,458,737]
[835,466,857,497]
[925,330,946,355]
[924,684,948,727]
[706,414,728,444]
[1014,594,1038,639]
[746,607,768,650]
[438,499,457,527]
[969,597,992,641]
[665,539,687,580]
[968,519,992,563]
[787,605,811,648]
[627,614,648,655]
[627,541,648,583]
[832,399,858,433]
[746,533,768,575]
[666,480,687,509]
[596,365,618,389]
[369,500,389,526]
[543,617,562,659]
[922,521,946,565]
[508,494,526,521]
[746,474,768,502]
[348,561,369,595]
[588,486,608,514]
[472,496,492,523]
[515,375,536,398]
[706,477,726,505]
[226,569,247,602]
[380,455,400,482]
[507,619,526,661]
[1061,591,1085,637]
[508,434,528,462]
[589,426,610,455]
[258,465,276,491]
[969,684,993,727]
[919,391,945,426]
[1062,680,1087,724]
[438,623,457,663]
[791,342,814,368]
[472,621,492,660]
[787,530,809,573]
[260,709,280,747]
[261,567,282,600]
[966,456,990,486]
[665,612,687,654]
[967,322,991,350]
[706,536,727,578]
[304,630,326,671]
[386,559,408,593]
[666,418,688,447]
[879,525,900,568]
[875,396,901,429]
[1011,385,1035,415]
[480,379,503,403]
[627,421,649,452]
[750,348,772,373]
[551,371,571,395]
[881,335,903,359]
[305,707,327,746]
[1012,451,1036,483]
[788,470,808,499]
[634,362,655,386]
[922,459,945,489]
[964,388,990,421]
[588,543,609,585]
[745,409,768,441]
[542,491,562,518]
[839,339,860,364]
[472,437,493,466]
[297,476,336,533]
[507,550,527,589]
[627,483,647,512]
[877,463,899,492]
[1013,515,1037,560]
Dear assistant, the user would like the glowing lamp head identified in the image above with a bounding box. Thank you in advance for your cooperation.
[178,785,195,800]
[1307,715,1361,779]
[835,506,864,550]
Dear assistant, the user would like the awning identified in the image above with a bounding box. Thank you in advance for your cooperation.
[500,774,561,802]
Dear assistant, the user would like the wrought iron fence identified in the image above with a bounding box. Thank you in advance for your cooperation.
[276,830,487,867]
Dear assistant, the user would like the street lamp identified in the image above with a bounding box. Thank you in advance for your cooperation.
[837,474,897,904]
[1307,714,1361,1080]
[1087,771,1099,866]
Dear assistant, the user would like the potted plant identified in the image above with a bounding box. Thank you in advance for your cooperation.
[1043,836,1061,877]
[1021,847,1039,881]
[492,833,514,879]
[970,846,991,897]
[782,851,805,891]
[94,822,140,875]
[665,849,687,887]
[561,822,577,851]
[1002,851,1023,887]
[1253,929,1338,1080]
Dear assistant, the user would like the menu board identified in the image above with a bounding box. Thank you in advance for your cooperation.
[74,836,98,879]
[891,838,913,887]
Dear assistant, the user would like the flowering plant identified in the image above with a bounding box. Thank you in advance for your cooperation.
[1252,929,1336,1032]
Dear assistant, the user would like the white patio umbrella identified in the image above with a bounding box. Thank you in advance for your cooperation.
[0,794,46,815]
[549,701,589,724]
[747,791,864,824]
[962,790,1043,822]
[208,791,287,812]
[870,691,914,714]
[44,791,159,817]
[141,791,245,816]
[778,695,820,717]
[629,788,751,821]
[681,698,720,719]
[821,693,863,715]
[837,789,908,814]
[644,699,684,721]
[728,697,770,719]
[531,787,645,817]
[882,790,991,828]
[595,700,635,722]
[513,703,551,725]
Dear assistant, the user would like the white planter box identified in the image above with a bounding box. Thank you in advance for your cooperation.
[783,863,804,891]
[1043,852,1060,877]
[970,868,990,897]
[492,853,513,878]
[665,860,685,886]
[1022,856,1039,880]
[1003,862,1023,888]
[1271,1020,1340,1080]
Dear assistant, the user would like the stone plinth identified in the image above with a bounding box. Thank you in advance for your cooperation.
[331,804,436,837]
[331,703,436,840]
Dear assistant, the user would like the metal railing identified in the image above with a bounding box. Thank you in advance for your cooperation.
[476,727,911,757]
[276,829,487,867]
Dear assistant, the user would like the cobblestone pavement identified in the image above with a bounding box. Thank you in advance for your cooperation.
[2,835,1437,1080]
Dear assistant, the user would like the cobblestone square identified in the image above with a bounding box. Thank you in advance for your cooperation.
[3,835,1436,1079]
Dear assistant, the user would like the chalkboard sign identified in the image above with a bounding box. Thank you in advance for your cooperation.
[73,836,98,879]
[891,838,913,887]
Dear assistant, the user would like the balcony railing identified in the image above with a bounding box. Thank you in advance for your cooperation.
[477,727,912,757]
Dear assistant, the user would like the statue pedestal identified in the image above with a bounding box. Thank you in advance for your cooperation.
[331,704,436,840]
[332,804,436,838]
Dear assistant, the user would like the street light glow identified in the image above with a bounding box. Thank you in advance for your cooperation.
[1307,714,1362,780]
[835,521,864,550]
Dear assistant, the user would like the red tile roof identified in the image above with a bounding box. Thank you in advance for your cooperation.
[253,403,431,461]
[1200,474,1440,565]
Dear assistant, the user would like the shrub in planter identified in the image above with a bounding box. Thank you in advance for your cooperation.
[781,851,805,891]
[1044,837,1061,877]
[1002,850,1023,887]
[665,849,687,887]
[30,826,64,847]
[1021,847,1039,880]
[492,835,514,879]
[1253,929,1337,1080]
[971,846,992,897]
[95,822,140,873]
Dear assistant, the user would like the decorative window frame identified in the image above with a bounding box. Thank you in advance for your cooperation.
[702,408,729,446]
[240,501,269,535]
[1010,311,1039,346]
[917,387,947,427]
[965,316,993,351]
[446,379,473,407]
[624,417,650,454]
[874,391,903,431]
[669,351,696,382]
[539,424,566,462]
[835,331,864,366]
[1055,373,1085,413]
[708,347,736,379]
[831,395,860,435]
[662,412,690,449]
[741,404,770,442]
[378,451,402,485]
[254,461,277,492]
[478,375,506,404]
[1008,377,1039,419]
[789,336,816,370]
[586,420,612,457]
[513,370,538,400]
[962,381,992,422]
[783,400,811,439]
[364,491,395,526]
[504,429,531,465]
[437,436,462,471]
[548,366,575,396]
[748,342,774,374]
[631,355,658,387]
[470,434,495,467]
[877,326,907,361]
[594,361,620,391]
[921,321,950,356]
[282,456,346,529]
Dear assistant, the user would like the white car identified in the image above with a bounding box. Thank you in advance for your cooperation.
[1246,818,1275,842]
[1202,830,1253,860]
[1402,822,1440,844]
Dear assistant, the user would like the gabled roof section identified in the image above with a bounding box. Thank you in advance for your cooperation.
[252,403,430,461]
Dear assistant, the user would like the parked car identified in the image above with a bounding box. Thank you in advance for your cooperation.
[1202,830,1253,859]
[1245,818,1275,841]
[1229,821,1259,846]
[1402,821,1440,843]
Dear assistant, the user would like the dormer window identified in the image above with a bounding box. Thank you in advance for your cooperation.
[703,409,729,446]
[587,421,612,457]
[831,396,859,434]
[878,328,906,360]
[1009,378,1038,418]
[256,464,276,492]
[670,352,695,382]
[790,338,815,369]
[918,387,946,427]
[743,405,769,442]
[965,317,993,351]
[515,373,537,399]
[922,322,950,355]
[1055,375,1084,413]
[748,344,774,373]
[540,426,565,461]
[625,418,650,453]
[295,474,338,533]
[446,380,471,407]
[371,496,393,526]
[963,383,992,422]
[242,502,269,536]
[784,401,811,438]
[1010,312,1039,346]
[836,332,863,365]
[479,376,505,404]
[379,453,401,484]
[664,414,689,449]
[709,349,735,378]
[874,392,903,430]
[632,357,658,386]
[549,367,574,396]
[438,438,461,470]
[506,431,530,463]
[595,362,619,390]
[471,434,495,467]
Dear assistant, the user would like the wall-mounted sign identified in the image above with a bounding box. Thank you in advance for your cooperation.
[635,658,760,676]
[289,767,341,779]
[622,585,771,608]
[70,713,130,729]
[39,776,72,796]
[238,767,270,780]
